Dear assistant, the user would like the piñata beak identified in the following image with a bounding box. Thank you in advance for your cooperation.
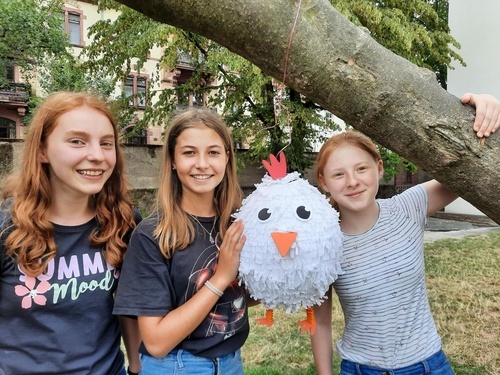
[271,231,298,257]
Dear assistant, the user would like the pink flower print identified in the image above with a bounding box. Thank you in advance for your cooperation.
[15,276,51,309]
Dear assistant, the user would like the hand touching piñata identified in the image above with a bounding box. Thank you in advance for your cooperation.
[234,153,343,335]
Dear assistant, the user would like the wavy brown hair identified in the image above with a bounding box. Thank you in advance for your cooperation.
[314,131,381,209]
[1,91,136,277]
[154,108,242,259]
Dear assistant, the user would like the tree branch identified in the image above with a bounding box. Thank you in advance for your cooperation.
[116,0,500,223]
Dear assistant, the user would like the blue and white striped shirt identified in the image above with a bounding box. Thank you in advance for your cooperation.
[334,185,441,368]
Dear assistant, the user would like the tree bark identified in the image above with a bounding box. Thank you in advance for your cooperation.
[117,0,500,223]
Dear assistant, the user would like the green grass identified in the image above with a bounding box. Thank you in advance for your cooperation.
[242,233,500,375]
[242,307,336,374]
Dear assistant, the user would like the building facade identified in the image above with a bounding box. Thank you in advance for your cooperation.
[0,0,210,145]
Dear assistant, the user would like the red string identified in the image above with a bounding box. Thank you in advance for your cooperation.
[282,0,302,84]
[273,0,302,156]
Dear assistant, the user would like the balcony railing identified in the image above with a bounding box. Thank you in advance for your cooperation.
[0,83,29,104]
[395,184,411,194]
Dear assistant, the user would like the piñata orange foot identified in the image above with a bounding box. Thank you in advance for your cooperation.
[256,309,274,327]
[297,308,316,335]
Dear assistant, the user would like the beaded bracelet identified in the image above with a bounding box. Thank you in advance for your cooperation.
[205,280,224,297]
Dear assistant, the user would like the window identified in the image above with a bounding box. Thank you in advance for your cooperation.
[123,126,147,144]
[1,58,15,84]
[177,88,205,108]
[174,65,209,108]
[405,171,413,184]
[62,8,84,46]
[0,118,16,139]
[125,75,148,108]
[5,62,14,82]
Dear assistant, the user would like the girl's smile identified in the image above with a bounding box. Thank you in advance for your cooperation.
[77,169,105,176]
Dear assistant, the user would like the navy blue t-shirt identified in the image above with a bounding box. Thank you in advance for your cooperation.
[0,208,137,374]
[114,213,249,359]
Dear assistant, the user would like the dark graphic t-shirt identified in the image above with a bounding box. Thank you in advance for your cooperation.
[114,213,249,359]
[0,211,125,375]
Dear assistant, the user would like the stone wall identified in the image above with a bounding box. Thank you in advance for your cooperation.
[0,142,286,215]
[0,141,23,188]
[120,144,276,214]
[0,143,14,183]
[0,141,398,216]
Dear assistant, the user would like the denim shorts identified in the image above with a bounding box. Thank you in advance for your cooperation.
[340,350,454,375]
[140,348,243,375]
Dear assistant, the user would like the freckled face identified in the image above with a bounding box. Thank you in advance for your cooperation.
[40,105,116,201]
[173,125,228,204]
[319,142,383,216]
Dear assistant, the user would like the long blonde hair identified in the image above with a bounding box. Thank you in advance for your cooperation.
[2,91,136,276]
[154,108,242,259]
[314,131,382,209]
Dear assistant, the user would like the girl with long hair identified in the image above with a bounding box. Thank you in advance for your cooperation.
[0,91,141,375]
[114,107,249,374]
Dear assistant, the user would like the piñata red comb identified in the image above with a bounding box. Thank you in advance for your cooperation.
[262,153,287,180]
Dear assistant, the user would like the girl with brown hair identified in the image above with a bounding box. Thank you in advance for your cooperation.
[114,107,249,374]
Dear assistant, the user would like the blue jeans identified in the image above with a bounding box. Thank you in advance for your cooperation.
[140,349,243,375]
[340,350,454,375]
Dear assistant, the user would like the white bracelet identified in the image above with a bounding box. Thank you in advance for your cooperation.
[205,280,224,297]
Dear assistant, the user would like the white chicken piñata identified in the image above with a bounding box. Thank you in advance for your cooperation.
[234,153,343,335]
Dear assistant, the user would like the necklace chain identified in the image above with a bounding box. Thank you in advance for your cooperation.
[188,214,217,244]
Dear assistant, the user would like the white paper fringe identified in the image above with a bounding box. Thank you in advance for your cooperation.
[234,172,344,313]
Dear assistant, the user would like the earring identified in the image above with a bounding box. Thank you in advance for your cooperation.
[172,165,176,170]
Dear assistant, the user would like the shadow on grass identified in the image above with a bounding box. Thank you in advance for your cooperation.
[244,363,318,375]
[450,361,489,375]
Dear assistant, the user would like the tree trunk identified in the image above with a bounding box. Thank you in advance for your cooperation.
[117,0,500,223]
